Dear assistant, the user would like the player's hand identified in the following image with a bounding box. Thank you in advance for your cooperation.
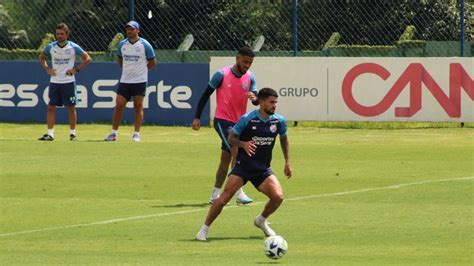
[47,68,57,76]
[240,140,257,157]
[247,92,257,102]
[66,68,77,76]
[284,162,292,179]
[192,118,201,131]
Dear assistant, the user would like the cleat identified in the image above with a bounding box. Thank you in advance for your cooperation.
[38,134,54,141]
[254,217,277,237]
[104,133,116,141]
[208,197,229,206]
[69,134,77,141]
[236,195,253,205]
[209,197,217,204]
[196,230,208,241]
[132,133,140,142]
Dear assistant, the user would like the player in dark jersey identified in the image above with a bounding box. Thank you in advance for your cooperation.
[196,88,292,241]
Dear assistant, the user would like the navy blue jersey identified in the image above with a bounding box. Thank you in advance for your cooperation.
[232,110,287,171]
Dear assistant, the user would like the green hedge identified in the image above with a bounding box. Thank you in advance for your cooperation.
[0,41,470,62]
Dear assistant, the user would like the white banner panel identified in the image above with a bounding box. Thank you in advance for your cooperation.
[210,57,473,122]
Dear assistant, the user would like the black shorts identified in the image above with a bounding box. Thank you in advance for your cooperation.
[213,118,235,152]
[49,82,77,106]
[117,82,147,101]
[229,166,275,189]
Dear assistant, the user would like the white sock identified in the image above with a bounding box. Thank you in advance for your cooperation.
[112,129,118,135]
[236,188,245,198]
[47,128,54,137]
[256,214,266,224]
[70,129,76,135]
[134,131,140,136]
[200,224,209,232]
[211,187,221,199]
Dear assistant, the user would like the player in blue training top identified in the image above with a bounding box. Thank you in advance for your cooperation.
[104,21,156,142]
[196,87,292,241]
[38,23,91,141]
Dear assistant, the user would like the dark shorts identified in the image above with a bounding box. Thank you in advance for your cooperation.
[229,166,275,189]
[49,82,77,106]
[117,82,147,101]
[213,118,235,152]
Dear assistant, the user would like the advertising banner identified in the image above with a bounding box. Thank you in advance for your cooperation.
[210,57,473,122]
[0,61,209,125]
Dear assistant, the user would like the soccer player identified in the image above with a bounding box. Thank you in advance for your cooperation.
[104,21,156,142]
[38,23,91,141]
[192,46,258,205]
[196,88,292,241]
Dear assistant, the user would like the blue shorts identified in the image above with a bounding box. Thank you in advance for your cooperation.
[213,118,235,152]
[49,82,77,106]
[117,82,147,101]
[229,166,275,189]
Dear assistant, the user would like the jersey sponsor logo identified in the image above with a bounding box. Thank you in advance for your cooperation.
[53,58,70,65]
[123,54,141,62]
[252,136,274,146]
[250,119,260,123]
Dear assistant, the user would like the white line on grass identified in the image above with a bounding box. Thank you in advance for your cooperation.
[1,176,472,238]
[285,176,474,201]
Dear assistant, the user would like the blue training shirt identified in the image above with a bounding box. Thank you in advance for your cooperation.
[232,110,287,171]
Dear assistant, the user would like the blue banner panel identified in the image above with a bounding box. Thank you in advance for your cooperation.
[0,61,209,126]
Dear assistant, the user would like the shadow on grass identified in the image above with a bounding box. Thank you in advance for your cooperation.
[151,203,210,208]
[181,235,263,242]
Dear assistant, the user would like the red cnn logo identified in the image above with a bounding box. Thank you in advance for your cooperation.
[342,63,473,117]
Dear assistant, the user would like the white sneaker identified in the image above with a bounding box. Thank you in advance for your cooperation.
[208,197,230,206]
[254,217,276,237]
[132,133,140,142]
[196,229,208,241]
[209,197,218,204]
[236,194,253,205]
[104,133,116,141]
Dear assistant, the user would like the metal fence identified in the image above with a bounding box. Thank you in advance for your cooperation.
[0,0,472,61]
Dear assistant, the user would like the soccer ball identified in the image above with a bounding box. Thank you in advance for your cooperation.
[264,235,288,259]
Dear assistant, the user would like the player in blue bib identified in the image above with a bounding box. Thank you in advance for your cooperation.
[196,88,293,241]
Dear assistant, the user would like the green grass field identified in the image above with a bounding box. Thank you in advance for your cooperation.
[0,123,473,265]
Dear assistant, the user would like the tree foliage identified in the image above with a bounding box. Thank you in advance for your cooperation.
[1,0,471,52]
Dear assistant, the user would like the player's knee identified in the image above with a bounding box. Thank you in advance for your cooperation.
[134,103,143,110]
[216,194,231,205]
[217,164,228,175]
[271,193,284,205]
[115,103,125,111]
[47,105,56,112]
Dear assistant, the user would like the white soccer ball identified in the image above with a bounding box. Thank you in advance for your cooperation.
[264,235,288,259]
